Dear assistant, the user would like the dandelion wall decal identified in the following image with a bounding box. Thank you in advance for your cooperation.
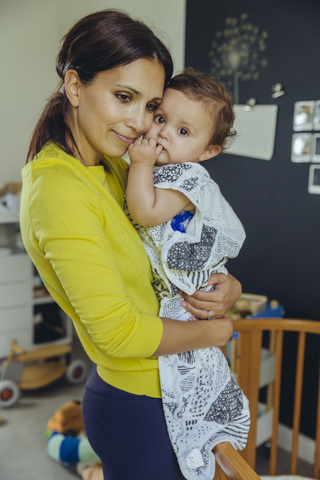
[209,13,268,103]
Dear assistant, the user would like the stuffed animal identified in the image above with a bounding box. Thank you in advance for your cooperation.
[46,400,101,478]
[0,182,22,197]
[47,400,84,436]
[0,182,22,214]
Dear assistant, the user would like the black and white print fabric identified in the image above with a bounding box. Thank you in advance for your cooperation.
[125,162,249,479]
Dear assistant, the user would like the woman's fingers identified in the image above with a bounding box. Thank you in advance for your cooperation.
[181,297,220,319]
[180,273,242,318]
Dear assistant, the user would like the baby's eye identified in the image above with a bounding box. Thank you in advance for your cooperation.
[146,103,158,112]
[116,93,131,102]
[155,114,165,124]
[178,128,189,136]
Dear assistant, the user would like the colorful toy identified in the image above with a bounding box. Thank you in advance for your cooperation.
[46,401,102,479]
[46,431,100,465]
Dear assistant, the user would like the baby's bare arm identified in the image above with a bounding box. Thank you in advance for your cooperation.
[127,138,192,226]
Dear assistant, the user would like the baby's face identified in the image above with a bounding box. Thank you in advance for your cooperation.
[144,88,216,166]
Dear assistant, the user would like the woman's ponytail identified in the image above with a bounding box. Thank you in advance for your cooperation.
[26,87,77,162]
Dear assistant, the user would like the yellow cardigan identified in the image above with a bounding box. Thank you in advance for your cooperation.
[20,143,163,397]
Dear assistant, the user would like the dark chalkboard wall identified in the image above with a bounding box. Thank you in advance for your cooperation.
[185,0,320,438]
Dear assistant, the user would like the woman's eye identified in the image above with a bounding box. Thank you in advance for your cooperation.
[116,93,131,102]
[178,128,189,136]
[155,115,165,124]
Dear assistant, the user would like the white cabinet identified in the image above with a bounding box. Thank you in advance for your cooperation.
[0,253,33,356]
[0,218,72,358]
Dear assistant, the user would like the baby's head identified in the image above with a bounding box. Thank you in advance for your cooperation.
[167,68,236,152]
[145,68,236,166]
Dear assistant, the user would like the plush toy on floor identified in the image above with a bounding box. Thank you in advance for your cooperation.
[46,400,103,479]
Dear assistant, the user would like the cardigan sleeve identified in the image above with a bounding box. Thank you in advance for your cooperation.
[26,160,163,360]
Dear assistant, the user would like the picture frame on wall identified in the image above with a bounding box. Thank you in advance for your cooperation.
[312,134,320,162]
[313,101,320,130]
[308,165,320,194]
[291,133,312,162]
[293,101,315,131]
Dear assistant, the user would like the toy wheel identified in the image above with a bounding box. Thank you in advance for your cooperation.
[0,379,20,408]
[66,359,87,385]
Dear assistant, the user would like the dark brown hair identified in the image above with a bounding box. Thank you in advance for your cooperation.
[27,9,173,162]
[166,68,236,151]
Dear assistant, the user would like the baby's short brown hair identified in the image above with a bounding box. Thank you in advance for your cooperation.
[166,68,236,150]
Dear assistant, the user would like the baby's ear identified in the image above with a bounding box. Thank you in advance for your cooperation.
[199,144,221,162]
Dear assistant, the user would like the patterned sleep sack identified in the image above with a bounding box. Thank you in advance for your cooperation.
[125,162,250,480]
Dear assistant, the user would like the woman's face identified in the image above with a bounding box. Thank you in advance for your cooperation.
[66,59,165,165]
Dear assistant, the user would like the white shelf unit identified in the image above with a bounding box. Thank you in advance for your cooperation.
[0,252,34,356]
[32,281,73,348]
[0,218,73,358]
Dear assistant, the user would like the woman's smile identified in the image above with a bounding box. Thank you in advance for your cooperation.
[112,131,138,145]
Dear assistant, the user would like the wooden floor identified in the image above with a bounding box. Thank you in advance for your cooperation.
[255,444,314,477]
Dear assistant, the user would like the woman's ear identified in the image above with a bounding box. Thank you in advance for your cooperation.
[64,69,81,107]
[199,144,221,162]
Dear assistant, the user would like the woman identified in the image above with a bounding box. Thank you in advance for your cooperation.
[20,10,241,479]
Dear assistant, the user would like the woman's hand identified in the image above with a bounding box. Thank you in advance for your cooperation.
[180,273,242,320]
[153,273,239,356]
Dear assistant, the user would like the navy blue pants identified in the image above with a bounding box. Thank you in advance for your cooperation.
[82,366,185,480]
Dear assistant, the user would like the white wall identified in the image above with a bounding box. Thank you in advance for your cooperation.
[0,0,186,184]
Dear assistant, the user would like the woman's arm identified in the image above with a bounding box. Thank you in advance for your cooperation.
[126,137,193,226]
[153,313,233,356]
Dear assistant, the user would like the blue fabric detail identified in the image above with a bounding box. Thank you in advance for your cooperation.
[171,210,195,233]
[59,436,81,462]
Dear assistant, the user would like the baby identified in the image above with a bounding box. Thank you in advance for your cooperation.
[125,68,249,480]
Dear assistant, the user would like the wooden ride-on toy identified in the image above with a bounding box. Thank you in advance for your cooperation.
[0,339,87,408]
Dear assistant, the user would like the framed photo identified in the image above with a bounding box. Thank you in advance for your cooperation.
[308,165,320,194]
[312,133,320,162]
[313,101,320,130]
[293,101,315,131]
[291,133,312,162]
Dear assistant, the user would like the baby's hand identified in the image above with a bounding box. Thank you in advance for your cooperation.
[128,137,163,166]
